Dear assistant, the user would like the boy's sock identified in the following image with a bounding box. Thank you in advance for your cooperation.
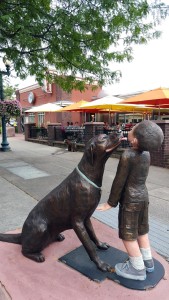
[140,247,154,272]
[140,247,152,260]
[129,255,145,270]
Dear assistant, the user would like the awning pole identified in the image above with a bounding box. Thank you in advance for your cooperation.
[158,105,161,119]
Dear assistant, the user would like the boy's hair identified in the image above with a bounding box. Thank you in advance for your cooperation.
[133,120,164,151]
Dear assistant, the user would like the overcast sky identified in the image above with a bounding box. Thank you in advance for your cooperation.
[9,15,169,96]
[104,16,169,95]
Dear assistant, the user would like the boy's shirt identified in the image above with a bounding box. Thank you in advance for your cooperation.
[108,148,150,207]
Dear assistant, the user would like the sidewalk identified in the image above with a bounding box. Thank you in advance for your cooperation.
[0,134,168,299]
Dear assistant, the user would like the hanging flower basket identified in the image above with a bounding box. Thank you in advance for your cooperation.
[0,100,22,117]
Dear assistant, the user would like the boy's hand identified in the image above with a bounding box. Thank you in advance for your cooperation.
[97,203,112,211]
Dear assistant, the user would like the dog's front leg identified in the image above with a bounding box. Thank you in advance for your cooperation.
[73,220,112,272]
[85,218,110,250]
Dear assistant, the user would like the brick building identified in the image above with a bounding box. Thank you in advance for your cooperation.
[17,81,102,128]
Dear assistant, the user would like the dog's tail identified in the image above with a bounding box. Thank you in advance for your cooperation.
[0,233,22,244]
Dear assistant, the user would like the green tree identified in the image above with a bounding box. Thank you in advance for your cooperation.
[3,84,18,100]
[0,0,168,91]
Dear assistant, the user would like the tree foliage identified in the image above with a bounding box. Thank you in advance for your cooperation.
[0,0,168,91]
[3,84,18,100]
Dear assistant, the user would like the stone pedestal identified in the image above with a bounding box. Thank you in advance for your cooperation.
[84,122,104,144]
[150,120,169,168]
[6,126,15,137]
[55,124,64,141]
[48,123,62,145]
[24,123,36,141]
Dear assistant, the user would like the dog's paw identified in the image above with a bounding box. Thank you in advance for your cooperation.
[36,253,45,262]
[22,251,45,262]
[96,241,110,250]
[56,233,65,242]
[97,260,112,272]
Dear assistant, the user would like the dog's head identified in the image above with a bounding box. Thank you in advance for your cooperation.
[85,132,123,165]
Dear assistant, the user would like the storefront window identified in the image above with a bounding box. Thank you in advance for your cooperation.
[28,113,35,123]
[38,112,45,126]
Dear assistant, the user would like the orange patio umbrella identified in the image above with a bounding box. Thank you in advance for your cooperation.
[121,87,169,107]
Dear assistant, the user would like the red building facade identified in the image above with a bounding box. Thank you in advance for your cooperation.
[17,82,102,127]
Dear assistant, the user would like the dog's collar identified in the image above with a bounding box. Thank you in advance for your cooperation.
[76,166,101,190]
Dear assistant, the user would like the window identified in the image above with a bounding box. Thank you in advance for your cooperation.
[38,113,45,126]
[28,113,35,123]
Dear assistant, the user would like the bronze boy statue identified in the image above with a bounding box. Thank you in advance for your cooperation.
[97,120,164,281]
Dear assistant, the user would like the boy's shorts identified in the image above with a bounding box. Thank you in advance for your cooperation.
[118,201,149,241]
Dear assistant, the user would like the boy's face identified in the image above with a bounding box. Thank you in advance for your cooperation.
[128,126,138,149]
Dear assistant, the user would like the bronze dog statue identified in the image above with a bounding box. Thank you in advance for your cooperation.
[0,133,123,271]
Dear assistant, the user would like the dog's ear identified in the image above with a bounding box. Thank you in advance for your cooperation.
[90,143,94,166]
[85,139,95,165]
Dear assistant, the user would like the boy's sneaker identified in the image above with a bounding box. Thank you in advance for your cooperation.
[115,260,146,281]
[144,259,154,273]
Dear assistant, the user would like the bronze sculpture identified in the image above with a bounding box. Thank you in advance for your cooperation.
[97,121,164,280]
[0,132,123,271]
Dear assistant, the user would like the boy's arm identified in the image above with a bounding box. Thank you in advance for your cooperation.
[107,151,131,207]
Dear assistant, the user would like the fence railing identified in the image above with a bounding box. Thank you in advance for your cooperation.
[29,126,130,149]
[63,127,85,144]
[30,127,48,139]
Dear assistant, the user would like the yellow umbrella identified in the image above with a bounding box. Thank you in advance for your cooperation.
[58,100,89,112]
[79,96,158,123]
[80,99,155,113]
[80,95,122,109]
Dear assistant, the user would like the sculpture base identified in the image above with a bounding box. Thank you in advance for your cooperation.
[59,245,165,290]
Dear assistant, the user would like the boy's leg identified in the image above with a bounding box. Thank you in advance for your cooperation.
[115,239,146,281]
[115,202,149,280]
[137,233,150,248]
[123,239,145,270]
[123,239,142,257]
[138,234,154,272]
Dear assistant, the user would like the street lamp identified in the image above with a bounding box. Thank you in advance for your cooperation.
[0,58,11,151]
